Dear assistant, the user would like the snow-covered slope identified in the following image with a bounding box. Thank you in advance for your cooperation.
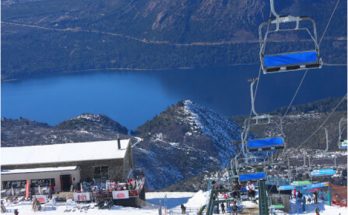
[183,100,241,166]
[133,100,241,190]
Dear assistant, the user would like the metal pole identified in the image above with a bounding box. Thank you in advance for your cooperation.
[270,0,280,18]
[324,128,329,153]
[287,157,292,181]
[241,131,246,156]
[258,180,269,215]
[308,155,311,169]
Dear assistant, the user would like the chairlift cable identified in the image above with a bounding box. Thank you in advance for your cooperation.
[295,94,347,150]
[278,0,341,147]
[281,70,308,119]
[318,0,341,46]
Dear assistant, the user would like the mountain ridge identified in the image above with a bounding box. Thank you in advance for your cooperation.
[2,0,346,80]
[1,97,346,190]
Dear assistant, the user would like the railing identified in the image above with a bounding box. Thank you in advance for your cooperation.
[266,176,290,186]
[168,207,201,215]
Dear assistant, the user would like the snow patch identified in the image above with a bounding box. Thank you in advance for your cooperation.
[184,190,209,208]
[168,142,180,147]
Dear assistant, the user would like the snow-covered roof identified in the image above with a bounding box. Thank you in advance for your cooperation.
[1,166,78,175]
[1,139,130,166]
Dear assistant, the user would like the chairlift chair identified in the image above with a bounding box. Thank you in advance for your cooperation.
[259,0,322,74]
[247,137,285,152]
[338,139,348,150]
[239,172,267,183]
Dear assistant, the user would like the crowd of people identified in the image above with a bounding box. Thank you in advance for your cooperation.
[294,190,323,214]
[77,176,145,195]
[231,180,256,201]
[105,178,141,192]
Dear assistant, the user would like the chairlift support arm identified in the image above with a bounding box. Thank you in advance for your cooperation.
[338,117,347,142]
[250,78,259,117]
[270,0,279,19]
[259,16,320,54]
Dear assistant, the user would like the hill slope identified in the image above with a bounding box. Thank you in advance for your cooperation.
[2,0,346,80]
[1,114,128,147]
[1,97,346,190]
[133,100,241,190]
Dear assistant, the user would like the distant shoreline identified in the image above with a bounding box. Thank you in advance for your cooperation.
[1,64,262,82]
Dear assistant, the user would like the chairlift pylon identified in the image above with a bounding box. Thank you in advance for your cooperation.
[259,0,323,74]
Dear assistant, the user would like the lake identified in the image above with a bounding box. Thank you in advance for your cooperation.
[2,66,346,130]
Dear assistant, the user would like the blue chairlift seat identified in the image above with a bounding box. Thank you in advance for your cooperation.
[247,137,285,152]
[263,50,321,73]
[239,172,267,182]
[310,168,336,177]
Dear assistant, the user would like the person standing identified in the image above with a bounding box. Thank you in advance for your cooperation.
[302,196,306,212]
[231,201,238,215]
[293,189,297,199]
[246,181,255,200]
[220,202,225,214]
[232,180,241,199]
[180,204,186,214]
[296,191,303,213]
[314,191,318,204]
[1,201,6,213]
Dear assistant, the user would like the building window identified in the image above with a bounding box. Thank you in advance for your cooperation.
[94,166,109,182]
[31,178,55,187]
[2,180,26,189]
